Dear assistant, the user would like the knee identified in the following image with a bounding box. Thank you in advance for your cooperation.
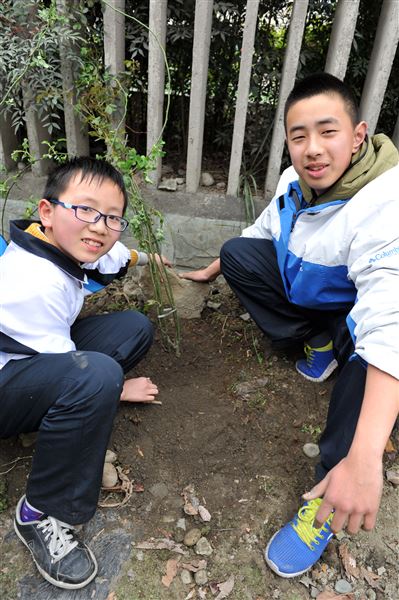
[220,237,247,278]
[126,311,154,350]
[70,351,124,403]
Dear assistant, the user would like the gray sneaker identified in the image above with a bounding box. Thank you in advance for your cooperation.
[14,496,98,589]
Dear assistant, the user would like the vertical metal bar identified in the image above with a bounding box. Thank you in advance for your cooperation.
[147,0,167,185]
[264,0,309,200]
[325,0,360,79]
[185,0,213,193]
[227,0,260,197]
[359,0,399,134]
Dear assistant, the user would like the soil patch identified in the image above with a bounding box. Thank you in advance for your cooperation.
[1,287,398,600]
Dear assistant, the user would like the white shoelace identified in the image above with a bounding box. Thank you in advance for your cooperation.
[37,517,78,563]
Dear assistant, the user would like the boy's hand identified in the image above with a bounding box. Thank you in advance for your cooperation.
[151,253,172,268]
[120,377,160,404]
[179,268,216,282]
[303,454,383,534]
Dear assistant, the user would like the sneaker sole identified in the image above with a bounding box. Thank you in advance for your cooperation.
[14,519,98,590]
[264,531,313,578]
[295,359,338,383]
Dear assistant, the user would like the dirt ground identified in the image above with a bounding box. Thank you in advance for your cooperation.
[0,279,398,600]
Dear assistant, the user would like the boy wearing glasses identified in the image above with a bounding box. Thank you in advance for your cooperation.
[0,157,170,589]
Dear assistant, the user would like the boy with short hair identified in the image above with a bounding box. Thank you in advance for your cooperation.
[182,73,399,576]
[0,157,170,589]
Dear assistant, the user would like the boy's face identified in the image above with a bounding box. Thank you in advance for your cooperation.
[39,173,125,263]
[286,93,367,195]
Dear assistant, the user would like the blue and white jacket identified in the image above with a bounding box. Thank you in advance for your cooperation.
[242,164,399,380]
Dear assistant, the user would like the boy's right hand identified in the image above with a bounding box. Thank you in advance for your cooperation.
[120,377,159,403]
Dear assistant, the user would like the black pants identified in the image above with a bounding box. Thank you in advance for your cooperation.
[220,237,367,481]
[0,311,153,524]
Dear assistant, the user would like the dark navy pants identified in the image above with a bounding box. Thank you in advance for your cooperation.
[220,237,367,481]
[0,311,153,524]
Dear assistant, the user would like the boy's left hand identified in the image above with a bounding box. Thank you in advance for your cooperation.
[303,454,383,534]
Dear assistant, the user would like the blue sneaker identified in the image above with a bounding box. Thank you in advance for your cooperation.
[296,340,338,382]
[264,498,334,578]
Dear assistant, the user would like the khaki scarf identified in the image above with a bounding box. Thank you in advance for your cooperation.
[299,134,399,206]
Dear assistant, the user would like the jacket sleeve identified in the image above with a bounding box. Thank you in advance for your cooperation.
[346,170,399,380]
[83,241,148,285]
[241,166,297,239]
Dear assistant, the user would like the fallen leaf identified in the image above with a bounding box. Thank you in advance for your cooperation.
[162,558,178,587]
[317,590,354,599]
[361,567,382,590]
[137,446,144,458]
[135,538,188,555]
[339,543,360,579]
[180,559,207,572]
[133,482,144,493]
[198,505,211,522]
[215,575,235,599]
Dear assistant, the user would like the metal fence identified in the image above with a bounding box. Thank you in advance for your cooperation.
[1,0,398,201]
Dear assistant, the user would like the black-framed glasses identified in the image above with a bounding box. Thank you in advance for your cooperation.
[47,198,129,232]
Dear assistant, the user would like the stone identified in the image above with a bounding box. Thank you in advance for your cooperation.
[386,469,399,485]
[102,462,118,488]
[184,528,202,547]
[207,301,221,310]
[195,537,213,556]
[149,482,169,499]
[201,172,215,186]
[366,589,377,600]
[376,566,386,576]
[303,443,320,458]
[176,177,185,185]
[19,432,38,448]
[334,579,353,594]
[158,178,177,192]
[139,267,208,320]
[239,312,251,321]
[180,569,193,585]
[176,517,186,531]
[105,449,117,463]
[310,587,319,599]
[216,181,226,190]
[194,569,208,585]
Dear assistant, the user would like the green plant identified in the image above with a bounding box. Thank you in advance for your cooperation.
[301,423,322,441]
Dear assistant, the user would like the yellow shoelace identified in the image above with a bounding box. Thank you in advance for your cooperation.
[291,499,334,550]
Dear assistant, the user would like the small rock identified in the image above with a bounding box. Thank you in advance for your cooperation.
[149,482,169,499]
[102,462,118,488]
[105,449,117,463]
[159,178,177,191]
[303,443,320,458]
[177,168,186,176]
[180,569,193,585]
[239,312,251,321]
[195,537,213,556]
[207,301,221,310]
[335,530,347,541]
[194,569,208,585]
[386,469,399,485]
[310,587,319,599]
[198,505,211,522]
[176,177,185,185]
[366,589,377,600]
[272,590,280,599]
[201,172,215,186]
[19,432,38,448]
[334,579,353,594]
[376,566,386,576]
[184,528,202,547]
[176,517,186,531]
[216,181,226,190]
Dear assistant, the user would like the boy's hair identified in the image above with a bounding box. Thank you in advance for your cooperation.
[284,72,360,129]
[43,156,129,214]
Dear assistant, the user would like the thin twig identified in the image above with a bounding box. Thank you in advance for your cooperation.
[0,455,32,476]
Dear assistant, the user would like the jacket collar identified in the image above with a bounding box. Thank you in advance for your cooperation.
[10,220,86,283]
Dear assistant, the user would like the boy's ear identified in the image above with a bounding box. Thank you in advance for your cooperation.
[352,121,368,154]
[38,199,54,229]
